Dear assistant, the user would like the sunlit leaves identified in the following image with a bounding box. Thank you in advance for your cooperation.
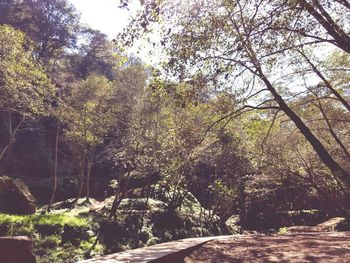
[59,75,118,150]
[0,25,54,117]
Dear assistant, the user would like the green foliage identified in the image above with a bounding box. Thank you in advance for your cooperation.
[278,227,289,234]
[0,213,89,236]
[0,212,95,263]
[0,0,81,62]
[0,25,54,115]
[60,74,117,147]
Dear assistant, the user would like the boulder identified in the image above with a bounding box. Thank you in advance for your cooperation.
[0,236,36,263]
[316,217,346,231]
[285,217,346,233]
[0,176,36,214]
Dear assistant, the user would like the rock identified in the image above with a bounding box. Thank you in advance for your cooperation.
[0,236,36,263]
[0,176,36,214]
[316,217,346,231]
[285,217,346,233]
[287,225,317,233]
[225,215,240,234]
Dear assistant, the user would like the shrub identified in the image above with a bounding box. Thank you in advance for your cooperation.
[61,224,89,245]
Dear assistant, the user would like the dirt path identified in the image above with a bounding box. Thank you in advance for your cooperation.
[184,232,350,263]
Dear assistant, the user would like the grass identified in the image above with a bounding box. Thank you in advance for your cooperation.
[0,212,89,227]
[0,212,95,263]
[0,212,90,238]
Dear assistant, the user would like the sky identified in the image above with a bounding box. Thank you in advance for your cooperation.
[69,0,138,39]
[68,0,161,64]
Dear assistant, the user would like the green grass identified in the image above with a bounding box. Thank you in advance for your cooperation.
[0,212,90,237]
[0,213,88,227]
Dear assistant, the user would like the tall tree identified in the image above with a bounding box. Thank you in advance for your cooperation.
[119,0,350,193]
[60,75,118,201]
[0,25,54,161]
[76,29,118,80]
[0,0,81,63]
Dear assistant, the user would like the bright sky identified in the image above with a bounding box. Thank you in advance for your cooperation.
[69,0,138,39]
[68,0,161,64]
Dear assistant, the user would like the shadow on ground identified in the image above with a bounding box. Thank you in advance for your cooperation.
[184,232,350,263]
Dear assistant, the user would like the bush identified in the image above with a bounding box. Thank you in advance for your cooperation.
[40,236,61,249]
[61,224,89,245]
[0,212,92,262]
[35,224,61,236]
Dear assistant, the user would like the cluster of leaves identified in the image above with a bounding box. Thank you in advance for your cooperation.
[0,25,54,116]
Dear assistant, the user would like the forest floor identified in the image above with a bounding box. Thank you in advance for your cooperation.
[184,232,350,263]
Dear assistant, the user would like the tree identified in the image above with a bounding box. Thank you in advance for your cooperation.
[0,0,81,64]
[75,29,118,80]
[119,0,350,195]
[261,1,350,113]
[295,0,350,53]
[59,75,119,201]
[248,95,349,213]
[0,25,54,161]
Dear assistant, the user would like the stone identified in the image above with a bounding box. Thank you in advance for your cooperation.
[0,176,36,214]
[0,236,36,263]
[316,217,346,231]
[286,217,346,233]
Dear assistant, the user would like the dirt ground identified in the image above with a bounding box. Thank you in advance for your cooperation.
[184,232,350,263]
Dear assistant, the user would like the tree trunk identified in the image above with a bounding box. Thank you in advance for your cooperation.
[137,176,151,245]
[85,159,92,202]
[259,72,350,191]
[317,100,350,161]
[238,177,247,234]
[109,172,131,220]
[300,0,350,53]
[75,154,85,202]
[109,191,125,220]
[299,50,350,113]
[0,143,11,162]
[48,126,59,212]
[0,113,24,162]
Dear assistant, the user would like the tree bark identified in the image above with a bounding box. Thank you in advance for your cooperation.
[0,144,11,162]
[85,158,92,202]
[109,191,125,220]
[48,125,59,212]
[238,177,247,234]
[137,176,152,244]
[75,153,85,202]
[109,172,131,219]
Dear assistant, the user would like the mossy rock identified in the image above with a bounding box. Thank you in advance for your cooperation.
[0,176,36,214]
